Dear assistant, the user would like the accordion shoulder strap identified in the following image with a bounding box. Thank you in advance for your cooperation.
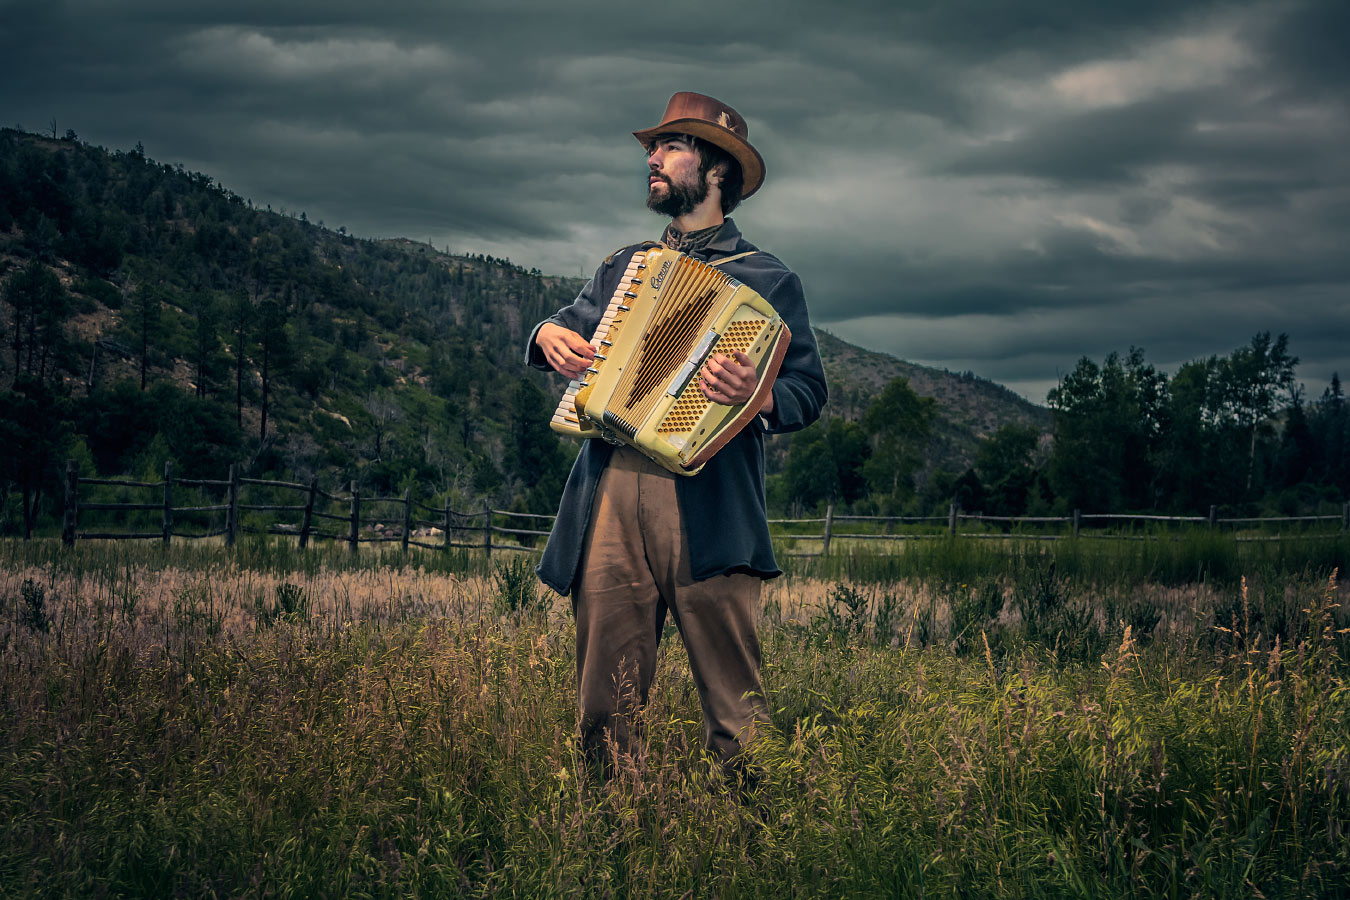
[602,241,662,267]
[708,250,758,268]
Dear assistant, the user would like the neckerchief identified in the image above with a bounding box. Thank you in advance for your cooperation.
[661,222,724,253]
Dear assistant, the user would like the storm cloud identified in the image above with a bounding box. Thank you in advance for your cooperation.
[2,0,1345,402]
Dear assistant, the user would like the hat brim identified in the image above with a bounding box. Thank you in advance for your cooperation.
[633,119,766,199]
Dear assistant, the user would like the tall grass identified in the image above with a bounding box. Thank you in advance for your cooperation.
[788,531,1350,587]
[1,545,1347,897]
[0,534,484,580]
[9,529,1346,589]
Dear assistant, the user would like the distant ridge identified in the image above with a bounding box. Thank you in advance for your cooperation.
[810,329,1052,470]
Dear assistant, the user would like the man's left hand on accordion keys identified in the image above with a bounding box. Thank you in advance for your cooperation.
[536,322,596,380]
[699,351,773,415]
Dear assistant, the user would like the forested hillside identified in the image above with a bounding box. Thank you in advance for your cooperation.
[0,129,583,535]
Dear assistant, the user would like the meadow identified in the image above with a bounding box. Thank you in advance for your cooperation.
[1,538,1347,898]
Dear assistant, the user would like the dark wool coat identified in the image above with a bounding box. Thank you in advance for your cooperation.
[524,219,827,596]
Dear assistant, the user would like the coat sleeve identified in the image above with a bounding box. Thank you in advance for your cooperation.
[758,271,827,434]
[524,263,615,371]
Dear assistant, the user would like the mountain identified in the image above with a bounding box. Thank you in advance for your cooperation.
[811,330,1051,470]
[0,129,1048,529]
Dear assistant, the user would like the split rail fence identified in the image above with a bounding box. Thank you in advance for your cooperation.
[771,503,1350,556]
[56,459,1350,556]
[59,460,539,556]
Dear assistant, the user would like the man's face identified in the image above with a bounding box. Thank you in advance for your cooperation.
[645,135,708,218]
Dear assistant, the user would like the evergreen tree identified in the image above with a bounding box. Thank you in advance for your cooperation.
[1273,388,1316,490]
[129,282,163,390]
[189,286,222,398]
[1047,349,1165,512]
[255,294,292,443]
[3,261,69,383]
[229,286,251,428]
[951,468,986,513]
[974,424,1041,516]
[860,377,936,511]
[784,418,871,509]
[0,376,72,537]
[1308,374,1348,497]
[1156,358,1222,512]
[504,378,569,511]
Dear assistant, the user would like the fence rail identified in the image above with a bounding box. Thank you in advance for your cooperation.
[54,459,1350,557]
[59,460,547,556]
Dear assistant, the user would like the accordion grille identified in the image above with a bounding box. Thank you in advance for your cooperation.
[655,318,765,434]
[611,257,733,424]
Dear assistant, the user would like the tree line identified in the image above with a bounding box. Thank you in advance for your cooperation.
[773,333,1346,520]
[1041,335,1345,516]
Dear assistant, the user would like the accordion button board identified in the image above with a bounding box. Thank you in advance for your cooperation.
[549,247,791,476]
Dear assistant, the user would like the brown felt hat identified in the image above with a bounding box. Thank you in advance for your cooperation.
[633,92,766,198]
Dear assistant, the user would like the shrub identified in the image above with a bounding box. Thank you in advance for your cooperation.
[492,556,542,615]
[20,579,49,633]
[255,580,309,629]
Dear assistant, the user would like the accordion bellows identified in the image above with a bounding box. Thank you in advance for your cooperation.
[550,247,791,476]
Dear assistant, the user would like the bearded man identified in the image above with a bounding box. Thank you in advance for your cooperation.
[526,91,827,778]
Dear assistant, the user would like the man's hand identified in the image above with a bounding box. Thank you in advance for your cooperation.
[536,323,596,380]
[699,350,774,414]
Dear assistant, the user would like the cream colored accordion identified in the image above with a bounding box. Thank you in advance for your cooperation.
[550,247,791,476]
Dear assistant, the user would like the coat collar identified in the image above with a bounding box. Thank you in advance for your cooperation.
[685,217,750,256]
[705,217,744,253]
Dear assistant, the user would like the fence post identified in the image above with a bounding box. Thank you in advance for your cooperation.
[822,501,835,556]
[1072,509,1081,538]
[225,464,238,547]
[162,460,174,546]
[444,497,453,551]
[401,488,412,552]
[483,499,493,559]
[349,480,360,554]
[1209,505,1218,530]
[299,476,317,548]
[948,502,958,536]
[1343,502,1349,533]
[62,459,78,546]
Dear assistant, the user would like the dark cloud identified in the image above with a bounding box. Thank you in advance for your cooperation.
[1259,0,1350,96]
[939,86,1349,192]
[940,93,1211,185]
[1,0,1346,402]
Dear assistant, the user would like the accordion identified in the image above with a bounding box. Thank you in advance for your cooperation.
[550,247,791,476]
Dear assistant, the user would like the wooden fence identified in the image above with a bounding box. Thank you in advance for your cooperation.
[60,460,542,555]
[781,504,1350,556]
[56,459,1350,555]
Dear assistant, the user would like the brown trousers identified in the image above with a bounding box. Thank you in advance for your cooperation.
[573,446,769,769]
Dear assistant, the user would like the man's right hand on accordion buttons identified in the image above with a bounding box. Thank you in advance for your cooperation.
[537,323,596,380]
[700,350,773,414]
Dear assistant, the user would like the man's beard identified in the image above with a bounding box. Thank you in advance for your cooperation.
[646,173,708,218]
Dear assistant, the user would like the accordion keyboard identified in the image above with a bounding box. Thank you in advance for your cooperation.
[549,251,649,436]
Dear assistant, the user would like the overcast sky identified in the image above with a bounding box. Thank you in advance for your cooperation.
[3,0,1346,403]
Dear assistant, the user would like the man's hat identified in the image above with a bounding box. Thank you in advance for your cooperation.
[633,92,766,198]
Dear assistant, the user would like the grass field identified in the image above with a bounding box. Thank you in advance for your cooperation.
[2,538,1347,898]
